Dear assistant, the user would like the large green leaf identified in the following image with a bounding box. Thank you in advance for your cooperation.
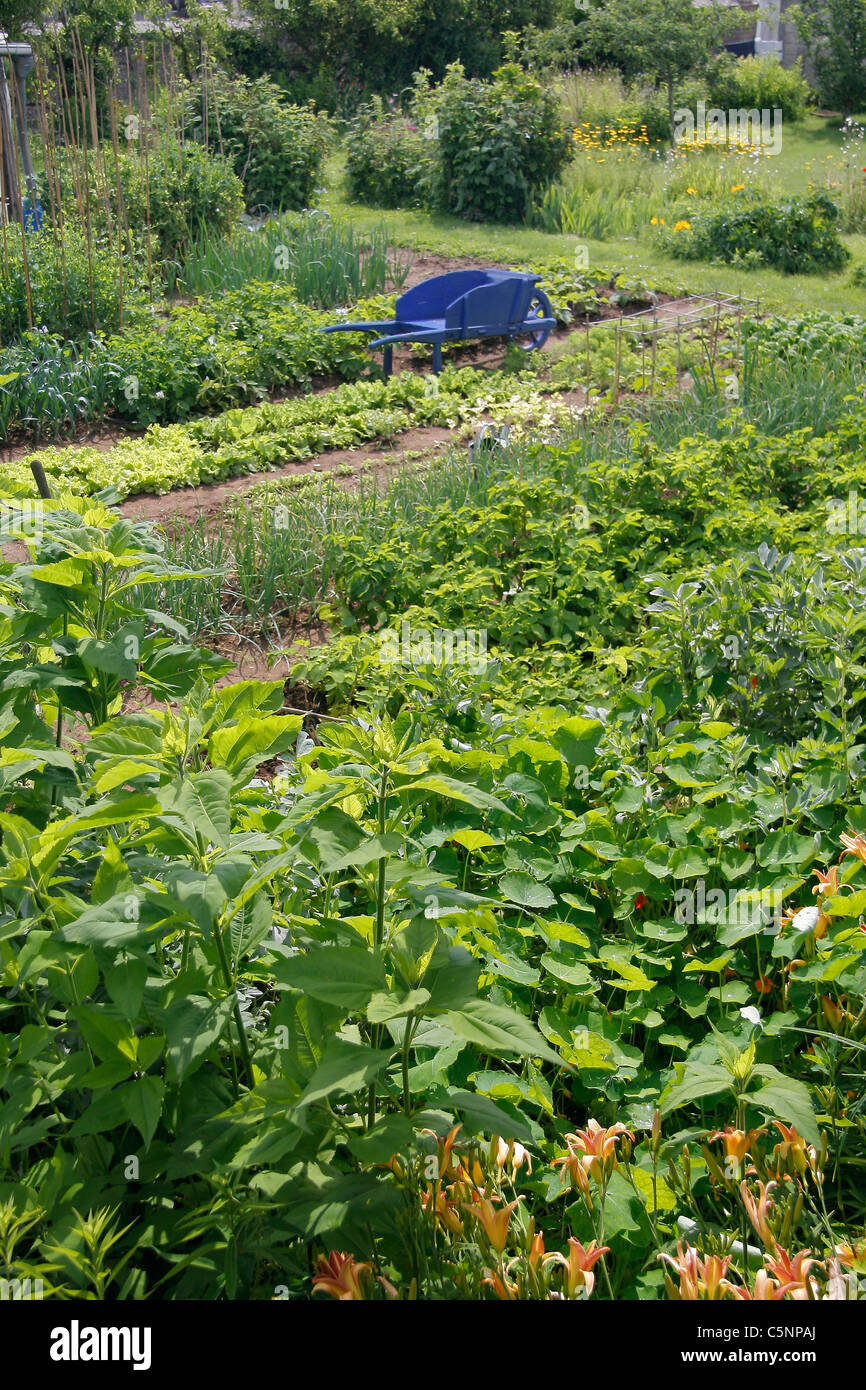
[209,713,301,780]
[158,770,233,851]
[295,1039,394,1109]
[122,1075,164,1149]
[445,1000,566,1066]
[446,1088,533,1142]
[271,945,386,1010]
[749,1067,820,1145]
[660,1063,731,1116]
[161,994,235,1085]
[500,872,556,910]
[552,716,603,768]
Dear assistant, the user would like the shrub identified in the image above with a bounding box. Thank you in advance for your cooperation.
[430,62,572,222]
[183,71,331,212]
[119,140,244,263]
[0,228,132,340]
[679,54,812,124]
[344,97,432,207]
[43,138,244,271]
[660,190,850,274]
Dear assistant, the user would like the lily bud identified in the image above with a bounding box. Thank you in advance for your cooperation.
[651,1108,661,1154]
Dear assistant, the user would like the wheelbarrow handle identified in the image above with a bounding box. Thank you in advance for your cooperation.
[320,320,398,334]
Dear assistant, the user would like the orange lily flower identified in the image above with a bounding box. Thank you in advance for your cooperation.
[659,1243,734,1300]
[451,1155,486,1192]
[732,1269,787,1300]
[527,1230,546,1273]
[545,1238,610,1298]
[464,1195,521,1254]
[312,1250,371,1300]
[764,1247,820,1300]
[840,831,866,864]
[708,1125,764,1166]
[553,1146,593,1204]
[483,1267,520,1300]
[835,1238,866,1269]
[771,1122,821,1181]
[557,1119,635,1186]
[813,865,840,899]
[421,1184,464,1237]
[740,1179,778,1251]
[421,1123,463,1181]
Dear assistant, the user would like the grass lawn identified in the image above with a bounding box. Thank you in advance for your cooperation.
[773,111,858,195]
[320,123,866,316]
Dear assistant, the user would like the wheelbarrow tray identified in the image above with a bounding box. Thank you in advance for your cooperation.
[322,268,555,374]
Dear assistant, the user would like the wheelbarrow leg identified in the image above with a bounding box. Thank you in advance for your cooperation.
[383,345,393,377]
[432,342,442,375]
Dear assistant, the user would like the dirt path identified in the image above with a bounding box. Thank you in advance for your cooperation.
[121,425,456,526]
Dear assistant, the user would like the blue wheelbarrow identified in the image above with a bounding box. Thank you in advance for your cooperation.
[321,268,555,375]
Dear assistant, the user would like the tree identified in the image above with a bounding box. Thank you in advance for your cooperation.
[579,0,749,137]
[0,1,51,37]
[243,0,556,92]
[789,0,866,117]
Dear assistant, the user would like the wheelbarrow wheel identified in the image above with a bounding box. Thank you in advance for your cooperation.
[516,288,554,351]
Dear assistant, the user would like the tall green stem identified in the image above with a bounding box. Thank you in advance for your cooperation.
[214,922,254,1093]
[367,763,390,1130]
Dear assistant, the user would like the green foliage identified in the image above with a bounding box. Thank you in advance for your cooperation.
[177,211,409,305]
[789,0,866,116]
[182,70,332,212]
[0,330,123,445]
[42,136,243,276]
[4,324,866,1298]
[691,53,812,124]
[0,228,132,341]
[556,69,672,144]
[661,190,850,274]
[0,253,606,441]
[4,368,561,496]
[0,499,562,1298]
[747,308,866,359]
[426,62,572,222]
[118,140,244,264]
[101,286,375,426]
[531,167,654,237]
[0,0,50,36]
[242,0,557,99]
[580,0,750,129]
[344,98,433,208]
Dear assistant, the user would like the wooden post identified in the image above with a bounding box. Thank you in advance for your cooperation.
[0,54,21,221]
[30,458,53,499]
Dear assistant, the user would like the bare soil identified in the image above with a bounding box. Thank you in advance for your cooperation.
[121,425,456,527]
